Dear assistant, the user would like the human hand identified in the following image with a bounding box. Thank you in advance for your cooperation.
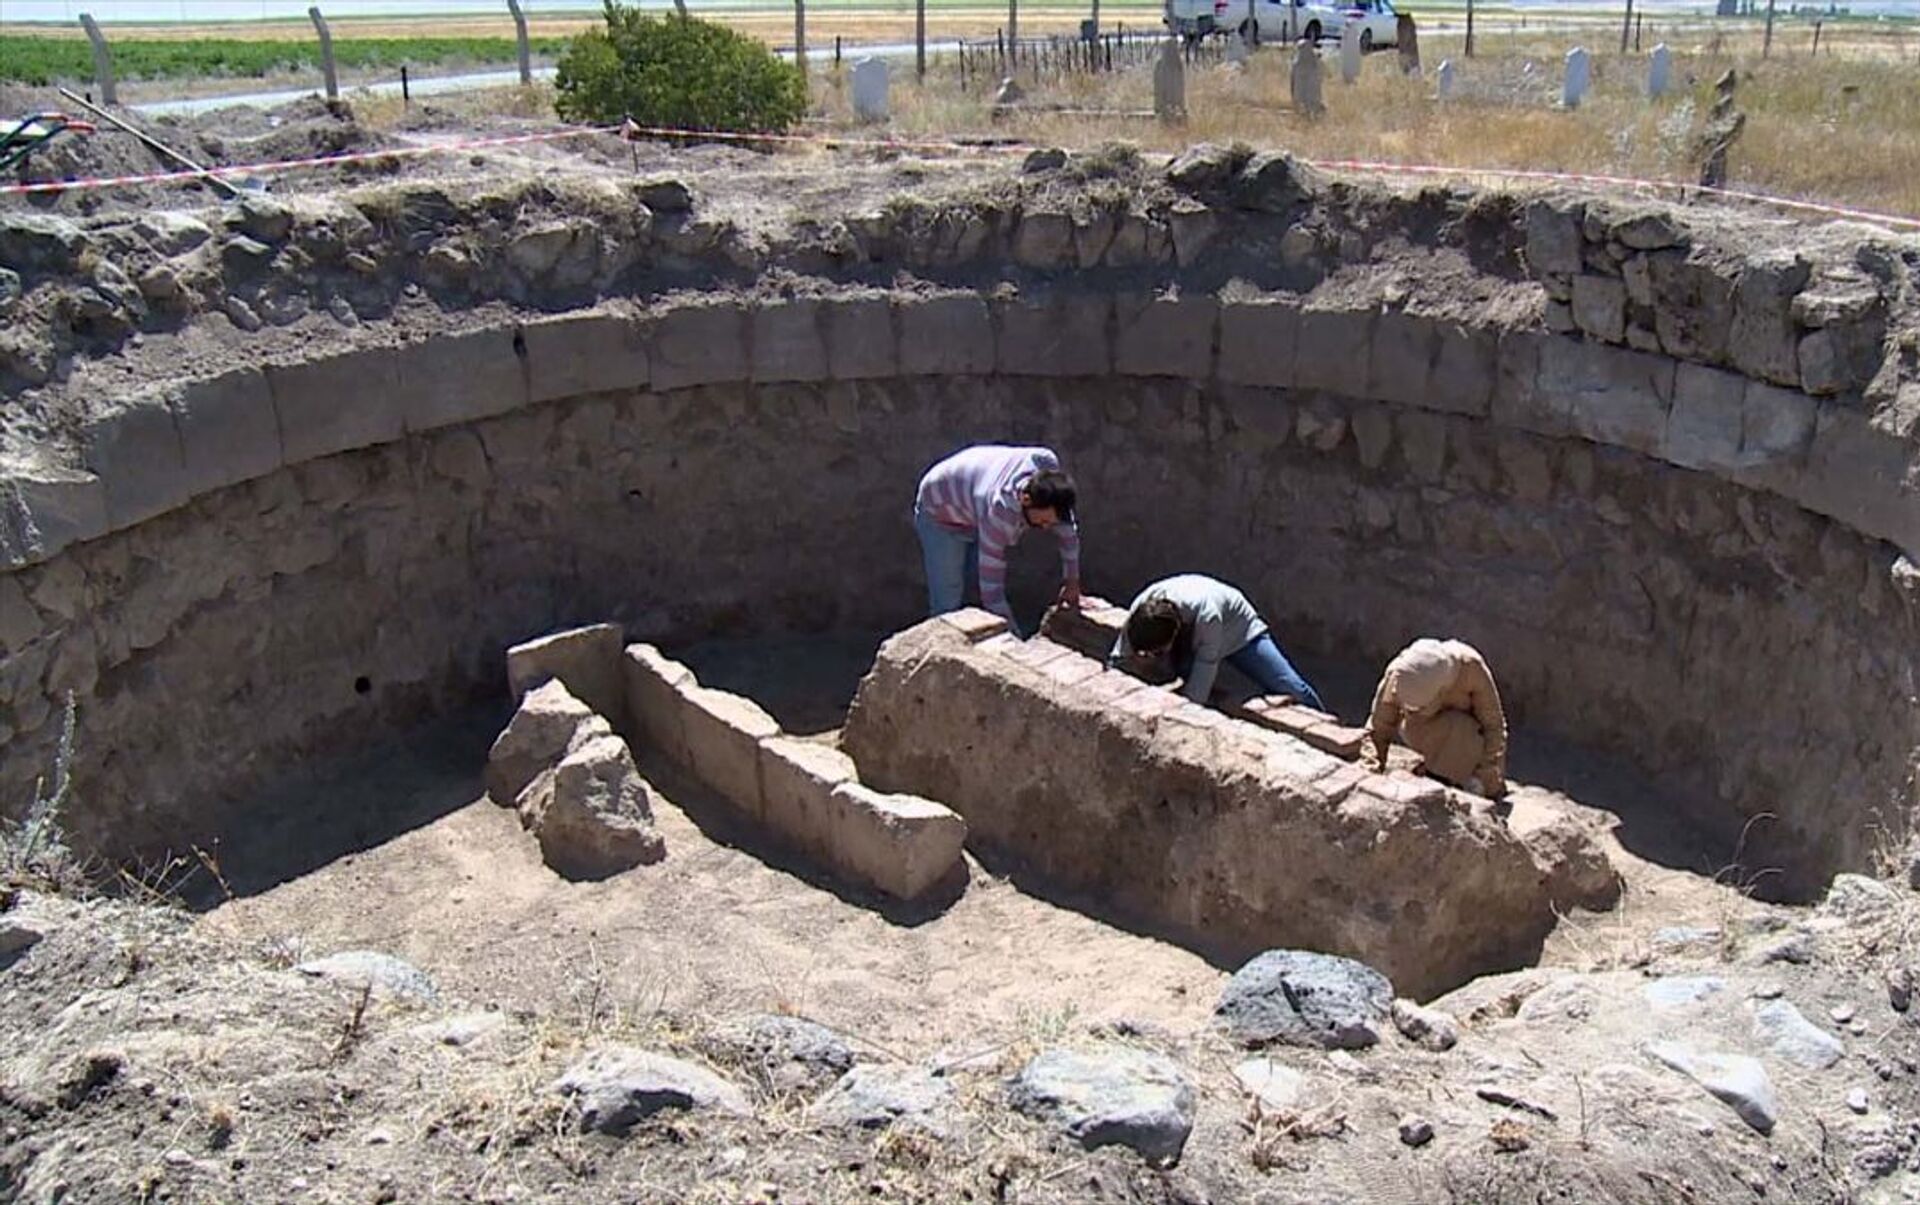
[1059,578,1083,607]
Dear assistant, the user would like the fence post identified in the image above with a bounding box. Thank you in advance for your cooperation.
[1009,0,1019,60]
[917,0,927,79]
[308,6,339,102]
[401,63,410,102]
[1762,0,1775,58]
[793,0,807,78]
[1811,20,1822,55]
[77,13,117,106]
[1464,0,1474,57]
[507,0,532,86]
[1619,0,1632,54]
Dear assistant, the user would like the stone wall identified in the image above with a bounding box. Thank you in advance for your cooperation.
[2,161,1917,897]
[839,614,1560,999]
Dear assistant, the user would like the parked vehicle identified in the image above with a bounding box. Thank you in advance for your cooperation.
[1164,0,1226,41]
[1338,0,1400,50]
[1226,0,1346,45]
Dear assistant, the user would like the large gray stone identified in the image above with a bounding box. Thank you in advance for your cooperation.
[1641,975,1724,1010]
[995,295,1110,377]
[1645,1041,1777,1134]
[897,294,993,376]
[751,298,829,383]
[521,312,650,403]
[295,950,438,1002]
[1293,308,1372,394]
[1649,251,1735,363]
[710,1015,857,1088]
[172,368,281,496]
[1524,199,1584,277]
[811,1063,958,1136]
[824,783,967,901]
[1571,275,1627,343]
[1728,250,1811,387]
[1215,949,1392,1050]
[650,302,749,391]
[1232,151,1320,214]
[1527,337,1676,454]
[1749,999,1843,1070]
[1786,407,1920,557]
[679,684,780,813]
[1661,362,1746,472]
[1389,998,1459,1051]
[1218,299,1300,388]
[555,1046,749,1134]
[267,344,405,464]
[623,643,692,764]
[824,296,896,380]
[1426,322,1497,417]
[1115,294,1216,379]
[524,733,666,879]
[486,679,608,807]
[1008,1047,1196,1165]
[1738,381,1816,471]
[396,325,529,433]
[80,394,190,529]
[0,464,109,569]
[1365,311,1438,407]
[507,623,628,733]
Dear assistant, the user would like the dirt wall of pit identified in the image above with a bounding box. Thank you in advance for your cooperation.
[1,150,1916,894]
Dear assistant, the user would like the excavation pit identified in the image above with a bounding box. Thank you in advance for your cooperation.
[2,148,1916,1001]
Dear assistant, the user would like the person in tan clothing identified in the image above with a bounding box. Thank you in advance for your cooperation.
[1366,638,1509,799]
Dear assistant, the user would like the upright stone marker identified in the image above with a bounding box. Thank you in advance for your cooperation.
[1562,46,1591,108]
[851,57,889,122]
[1436,58,1456,100]
[1340,21,1362,84]
[1153,37,1188,122]
[1291,41,1325,116]
[1226,32,1251,65]
[1647,42,1672,97]
[1396,13,1421,74]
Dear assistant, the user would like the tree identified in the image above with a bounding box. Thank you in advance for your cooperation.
[554,1,807,134]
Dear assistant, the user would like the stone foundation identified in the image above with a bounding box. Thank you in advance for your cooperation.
[840,613,1566,998]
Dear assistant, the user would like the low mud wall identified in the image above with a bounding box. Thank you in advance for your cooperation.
[840,614,1558,998]
[1,157,1916,896]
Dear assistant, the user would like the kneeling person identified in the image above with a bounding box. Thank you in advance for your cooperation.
[1110,574,1326,711]
[1367,638,1508,798]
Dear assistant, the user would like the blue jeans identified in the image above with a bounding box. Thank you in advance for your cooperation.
[915,506,978,616]
[1226,634,1327,712]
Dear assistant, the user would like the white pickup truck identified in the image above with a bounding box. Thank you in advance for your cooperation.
[1163,0,1227,41]
[1220,0,1348,44]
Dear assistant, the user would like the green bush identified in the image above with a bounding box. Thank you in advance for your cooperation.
[554,1,806,135]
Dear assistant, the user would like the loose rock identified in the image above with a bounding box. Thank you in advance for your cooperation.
[810,1064,958,1137]
[709,1015,858,1089]
[554,1046,750,1134]
[294,950,438,1002]
[1646,1041,1778,1135]
[1215,949,1392,1050]
[485,679,607,808]
[1846,1087,1869,1114]
[520,733,666,880]
[1390,998,1459,1051]
[1821,874,1898,920]
[1642,976,1724,1010]
[1750,999,1844,1070]
[1009,1047,1196,1165]
[1232,1057,1304,1111]
[1398,1114,1434,1147]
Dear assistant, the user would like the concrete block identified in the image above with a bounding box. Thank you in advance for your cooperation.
[1786,406,1920,558]
[938,608,1012,643]
[623,643,694,762]
[1426,322,1496,417]
[1293,307,1373,394]
[0,463,109,569]
[751,298,829,384]
[994,295,1110,377]
[1533,338,1675,455]
[650,302,749,391]
[80,393,189,530]
[508,623,627,734]
[1218,299,1300,388]
[521,312,649,403]
[758,735,857,844]
[1738,381,1816,469]
[1661,362,1746,472]
[1115,293,1217,379]
[680,683,779,813]
[897,294,994,376]
[397,325,529,434]
[825,296,897,380]
[1365,311,1436,408]
[173,368,281,496]
[267,343,405,464]
[825,782,968,901]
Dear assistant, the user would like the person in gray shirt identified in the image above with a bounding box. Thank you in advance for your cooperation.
[1109,573,1326,711]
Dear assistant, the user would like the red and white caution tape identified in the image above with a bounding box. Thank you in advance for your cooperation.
[4,113,1917,233]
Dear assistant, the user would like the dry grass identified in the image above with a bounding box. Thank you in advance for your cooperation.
[807,27,1920,218]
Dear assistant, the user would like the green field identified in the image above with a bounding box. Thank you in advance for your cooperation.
[0,35,574,86]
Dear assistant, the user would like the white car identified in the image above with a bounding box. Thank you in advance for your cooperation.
[1337,0,1400,51]
[1224,0,1348,45]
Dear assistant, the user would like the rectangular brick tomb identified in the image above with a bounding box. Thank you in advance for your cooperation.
[839,611,1564,998]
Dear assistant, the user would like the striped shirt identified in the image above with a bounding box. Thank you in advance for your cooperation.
[914,445,1082,621]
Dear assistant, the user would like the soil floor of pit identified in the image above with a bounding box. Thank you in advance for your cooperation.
[198,632,1750,1044]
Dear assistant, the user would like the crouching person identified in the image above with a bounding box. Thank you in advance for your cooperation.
[1367,638,1509,798]
[1110,574,1326,711]
[913,444,1082,637]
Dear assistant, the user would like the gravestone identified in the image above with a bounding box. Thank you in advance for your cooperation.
[1154,38,1188,121]
[1436,58,1456,100]
[1226,32,1251,65]
[994,76,1026,106]
[851,57,889,122]
[1291,41,1325,116]
[1396,14,1420,74]
[1340,21,1362,84]
[1562,46,1591,109]
[1647,43,1672,98]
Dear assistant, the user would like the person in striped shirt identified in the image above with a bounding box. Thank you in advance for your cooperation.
[913,445,1082,635]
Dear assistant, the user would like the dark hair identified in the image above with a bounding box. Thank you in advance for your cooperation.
[1023,468,1076,525]
[1125,598,1182,654]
